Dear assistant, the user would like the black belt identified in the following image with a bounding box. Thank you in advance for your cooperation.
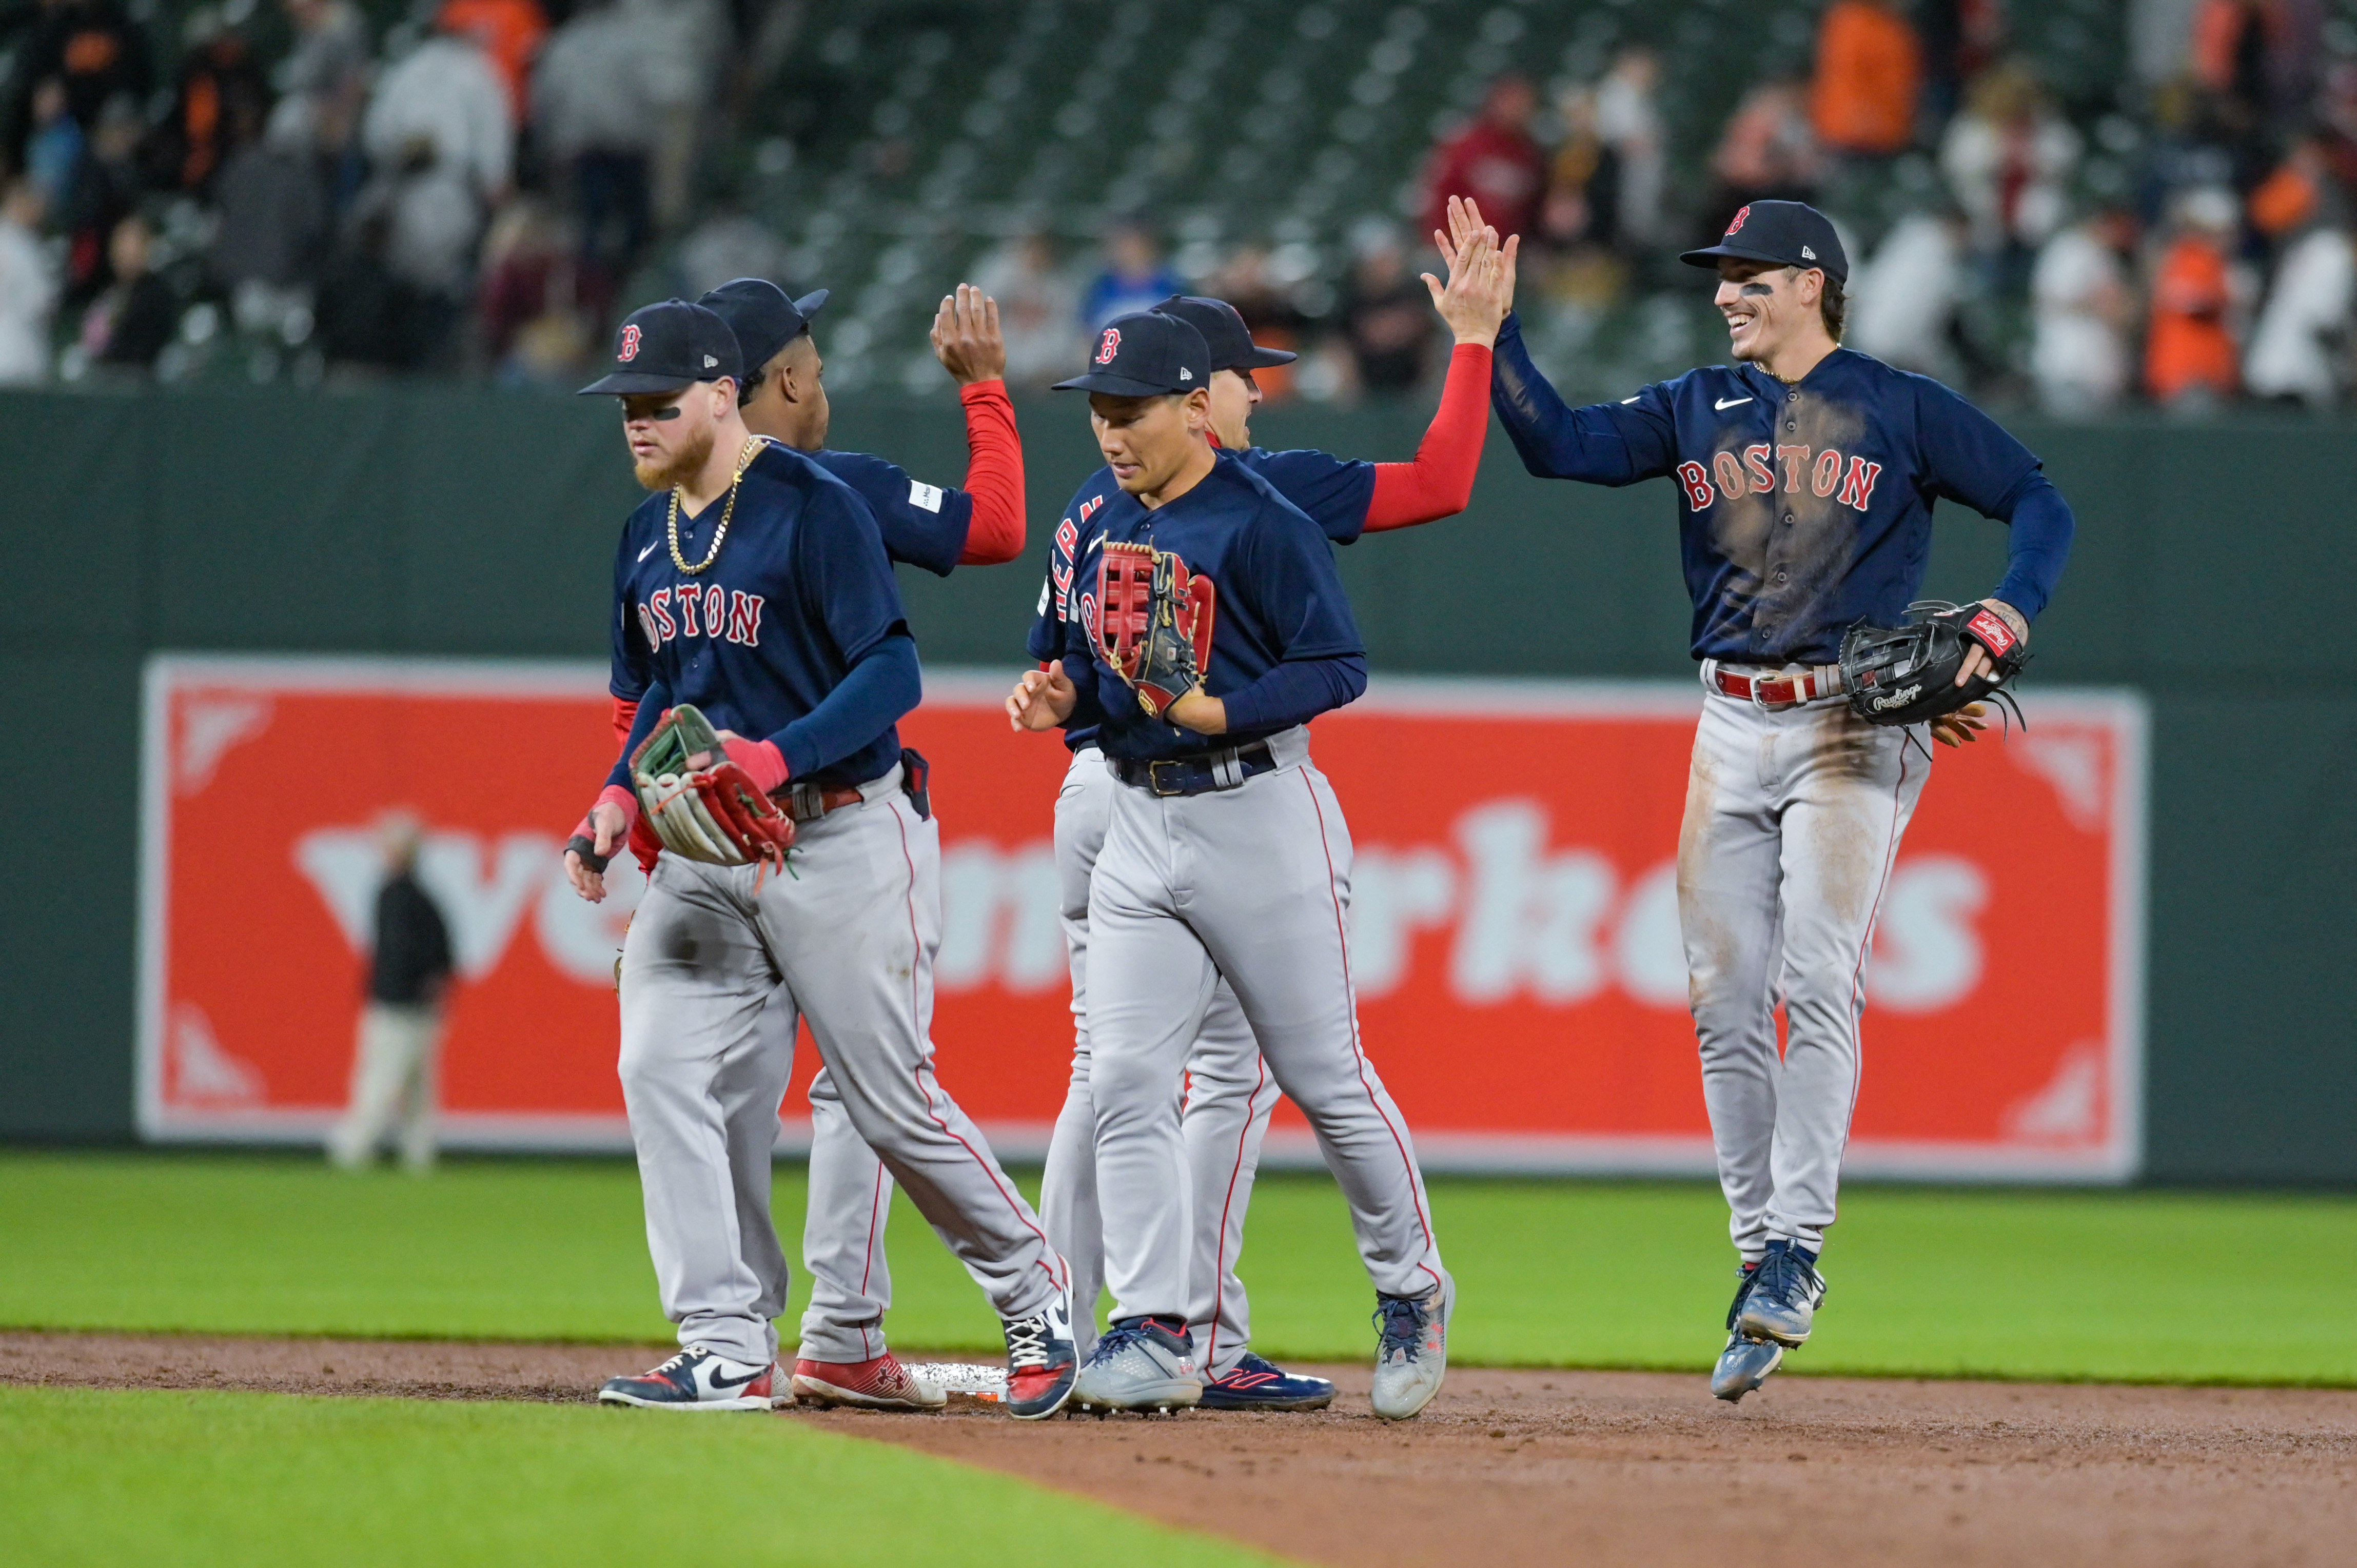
[1109,741,1279,797]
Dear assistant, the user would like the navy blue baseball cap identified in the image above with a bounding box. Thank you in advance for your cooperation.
[577,300,743,395]
[1680,200,1849,285]
[1053,310,1212,396]
[1154,295,1297,371]
[696,277,832,372]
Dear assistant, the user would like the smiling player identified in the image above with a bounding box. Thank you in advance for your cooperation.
[1453,195,2074,1400]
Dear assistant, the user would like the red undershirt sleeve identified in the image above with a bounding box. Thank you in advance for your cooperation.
[611,696,639,756]
[1363,342,1493,532]
[955,379,1028,565]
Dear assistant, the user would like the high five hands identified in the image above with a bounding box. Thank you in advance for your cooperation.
[932,284,1006,385]
[1425,194,1518,348]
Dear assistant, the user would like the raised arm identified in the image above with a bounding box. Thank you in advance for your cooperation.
[933,285,1028,565]
[1360,221,1514,530]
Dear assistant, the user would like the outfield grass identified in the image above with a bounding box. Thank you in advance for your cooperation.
[4,1152,2353,1383]
[0,1386,1282,1568]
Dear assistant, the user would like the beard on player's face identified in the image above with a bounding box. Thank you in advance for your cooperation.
[633,418,716,491]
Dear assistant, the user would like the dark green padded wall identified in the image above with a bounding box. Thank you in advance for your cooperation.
[0,388,2342,1181]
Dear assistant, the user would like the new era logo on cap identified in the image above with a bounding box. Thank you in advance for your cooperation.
[703,354,718,368]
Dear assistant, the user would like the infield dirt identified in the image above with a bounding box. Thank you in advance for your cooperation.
[6,1331,2350,1567]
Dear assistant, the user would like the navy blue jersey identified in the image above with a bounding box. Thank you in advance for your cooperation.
[1492,313,2058,665]
[610,443,910,787]
[1034,451,1363,762]
[807,445,973,577]
[1031,449,1374,748]
[1233,446,1377,545]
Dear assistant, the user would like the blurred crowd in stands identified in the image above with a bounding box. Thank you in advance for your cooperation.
[1419,0,2357,414]
[3,0,2356,414]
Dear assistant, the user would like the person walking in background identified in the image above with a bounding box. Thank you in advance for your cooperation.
[1421,72,1546,245]
[1810,0,1921,158]
[2146,185,2247,409]
[328,812,454,1173]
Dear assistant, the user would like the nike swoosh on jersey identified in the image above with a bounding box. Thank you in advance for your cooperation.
[638,541,661,562]
[1714,396,1754,410]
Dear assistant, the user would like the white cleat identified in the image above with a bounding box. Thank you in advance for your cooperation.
[1371,1276,1453,1421]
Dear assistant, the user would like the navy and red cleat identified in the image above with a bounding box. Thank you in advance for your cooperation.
[596,1346,781,1411]
[1000,1289,1079,1420]
[1197,1352,1336,1412]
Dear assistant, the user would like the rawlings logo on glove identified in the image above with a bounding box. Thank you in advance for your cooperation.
[1838,602,2030,730]
[627,704,797,867]
[1096,539,1216,719]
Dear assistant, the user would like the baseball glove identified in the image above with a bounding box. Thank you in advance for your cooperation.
[627,704,797,867]
[1096,540,1216,719]
[1838,601,2030,728]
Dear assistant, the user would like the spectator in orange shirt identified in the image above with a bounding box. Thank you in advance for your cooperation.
[437,0,546,123]
[2145,186,2245,408]
[1811,0,1921,156]
[1421,74,1547,245]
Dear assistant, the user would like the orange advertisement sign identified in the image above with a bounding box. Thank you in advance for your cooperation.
[141,658,2145,1179]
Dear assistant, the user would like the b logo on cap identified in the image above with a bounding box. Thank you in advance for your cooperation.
[1095,327,1121,365]
[1725,205,1751,237]
[619,324,642,362]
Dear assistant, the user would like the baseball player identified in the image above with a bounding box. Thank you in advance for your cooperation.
[1026,239,1510,1411]
[561,299,1076,1416]
[683,276,1029,1411]
[1455,195,2075,1400]
[1008,310,1452,1420]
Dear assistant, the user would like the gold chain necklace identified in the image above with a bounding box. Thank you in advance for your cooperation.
[667,438,763,575]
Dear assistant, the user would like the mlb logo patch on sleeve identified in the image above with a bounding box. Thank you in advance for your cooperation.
[909,480,945,513]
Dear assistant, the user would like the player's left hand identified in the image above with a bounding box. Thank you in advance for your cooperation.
[1164,687,1227,735]
[1954,598,2028,686]
[932,284,1006,385]
[1424,221,1516,347]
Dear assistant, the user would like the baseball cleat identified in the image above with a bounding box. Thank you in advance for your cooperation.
[1711,1260,1783,1402]
[1737,1239,1827,1347]
[1071,1317,1202,1414]
[1198,1352,1336,1412]
[1000,1290,1079,1420]
[1713,1334,1784,1401]
[597,1346,779,1411]
[1370,1276,1453,1421]
[790,1352,947,1412]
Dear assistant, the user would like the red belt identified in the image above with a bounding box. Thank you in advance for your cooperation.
[1711,665,1842,707]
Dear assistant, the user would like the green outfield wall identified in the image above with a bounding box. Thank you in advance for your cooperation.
[0,387,2344,1182]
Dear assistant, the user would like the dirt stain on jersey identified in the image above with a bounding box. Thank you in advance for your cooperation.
[1703,394,1876,654]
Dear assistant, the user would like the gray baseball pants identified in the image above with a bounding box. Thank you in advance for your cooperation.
[795,745,1285,1375]
[1037,746,1284,1372]
[1680,673,1931,1261]
[617,768,1067,1368]
[1084,727,1447,1325]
